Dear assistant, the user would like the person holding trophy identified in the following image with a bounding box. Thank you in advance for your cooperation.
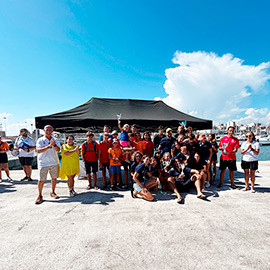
[217,126,240,189]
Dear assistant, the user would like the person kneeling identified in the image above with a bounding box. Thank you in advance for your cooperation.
[173,154,206,201]
[132,155,160,201]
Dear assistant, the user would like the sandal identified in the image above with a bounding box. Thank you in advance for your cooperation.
[197,194,207,199]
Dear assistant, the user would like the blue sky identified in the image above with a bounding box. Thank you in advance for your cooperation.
[1,0,270,135]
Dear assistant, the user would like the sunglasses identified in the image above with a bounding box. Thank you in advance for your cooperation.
[246,135,252,138]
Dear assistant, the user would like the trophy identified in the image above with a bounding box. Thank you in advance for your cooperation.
[116,113,122,120]
[223,143,229,154]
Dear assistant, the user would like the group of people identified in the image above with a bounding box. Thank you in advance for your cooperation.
[0,122,260,205]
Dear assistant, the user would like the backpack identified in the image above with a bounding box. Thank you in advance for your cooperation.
[83,141,97,156]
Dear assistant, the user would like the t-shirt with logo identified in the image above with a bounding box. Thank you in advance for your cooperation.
[219,136,239,161]
[81,141,98,162]
[108,147,122,166]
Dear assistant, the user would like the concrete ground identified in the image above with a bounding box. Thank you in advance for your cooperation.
[1,161,270,270]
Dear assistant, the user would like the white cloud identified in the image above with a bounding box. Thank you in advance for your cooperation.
[0,113,35,136]
[159,51,270,124]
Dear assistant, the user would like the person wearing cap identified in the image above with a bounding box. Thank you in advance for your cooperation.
[158,128,175,155]
[98,132,112,189]
[81,131,99,190]
[154,125,165,150]
[0,135,13,183]
[14,128,36,181]
[110,130,121,147]
[108,138,122,190]
[198,134,212,188]
[99,125,113,143]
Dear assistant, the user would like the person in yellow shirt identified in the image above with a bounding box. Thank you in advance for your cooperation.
[59,135,80,197]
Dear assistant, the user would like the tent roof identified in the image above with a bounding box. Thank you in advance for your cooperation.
[35,97,212,133]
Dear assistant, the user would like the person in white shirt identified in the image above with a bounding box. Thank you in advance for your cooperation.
[14,128,36,181]
[240,132,260,192]
[35,125,61,204]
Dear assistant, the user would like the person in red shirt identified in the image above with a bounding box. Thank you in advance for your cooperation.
[98,132,112,189]
[217,126,240,189]
[143,132,155,157]
[0,136,12,182]
[108,139,122,190]
[81,131,99,190]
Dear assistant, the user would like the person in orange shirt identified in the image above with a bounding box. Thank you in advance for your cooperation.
[108,139,122,190]
[133,132,146,154]
[143,131,155,157]
[0,136,12,182]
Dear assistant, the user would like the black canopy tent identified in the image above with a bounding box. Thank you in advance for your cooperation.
[35,97,212,133]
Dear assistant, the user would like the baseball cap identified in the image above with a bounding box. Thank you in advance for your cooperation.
[112,130,118,135]
[166,128,172,133]
[112,138,118,144]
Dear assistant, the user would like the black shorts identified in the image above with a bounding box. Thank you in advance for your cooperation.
[219,159,237,171]
[19,157,34,166]
[0,153,8,164]
[176,179,195,192]
[241,160,258,171]
[100,162,110,171]
[121,160,130,171]
[85,161,98,174]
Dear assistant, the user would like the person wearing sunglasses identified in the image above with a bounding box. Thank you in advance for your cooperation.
[240,132,260,192]
[14,128,36,181]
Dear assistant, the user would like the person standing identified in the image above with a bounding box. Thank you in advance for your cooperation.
[98,132,112,189]
[240,132,260,192]
[59,135,80,197]
[217,126,240,189]
[0,135,12,183]
[154,126,165,150]
[14,128,36,181]
[35,125,61,204]
[81,131,99,190]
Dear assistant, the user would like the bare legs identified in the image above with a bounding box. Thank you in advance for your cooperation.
[167,177,182,202]
[244,169,256,191]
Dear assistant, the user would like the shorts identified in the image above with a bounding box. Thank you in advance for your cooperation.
[241,160,258,171]
[121,160,130,171]
[219,159,237,171]
[176,178,195,192]
[0,153,8,164]
[85,161,98,174]
[19,157,34,166]
[100,162,110,171]
[211,154,217,161]
[133,183,143,192]
[39,165,59,181]
[120,140,130,147]
[109,165,121,175]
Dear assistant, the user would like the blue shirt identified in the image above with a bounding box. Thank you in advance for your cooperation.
[134,163,149,183]
[159,137,175,154]
[119,130,128,141]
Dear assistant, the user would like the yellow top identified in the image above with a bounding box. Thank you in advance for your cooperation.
[59,144,80,180]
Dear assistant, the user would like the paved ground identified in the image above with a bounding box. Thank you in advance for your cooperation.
[1,161,270,270]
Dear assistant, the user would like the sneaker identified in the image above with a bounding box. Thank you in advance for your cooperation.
[251,189,256,193]
[27,177,33,181]
[50,192,59,199]
[35,195,43,204]
[86,185,92,190]
[217,183,223,188]
[205,181,210,188]
[72,190,78,195]
[110,185,116,191]
[70,191,75,197]
[230,184,237,189]
[7,176,13,183]
[101,185,107,190]
[21,176,28,181]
